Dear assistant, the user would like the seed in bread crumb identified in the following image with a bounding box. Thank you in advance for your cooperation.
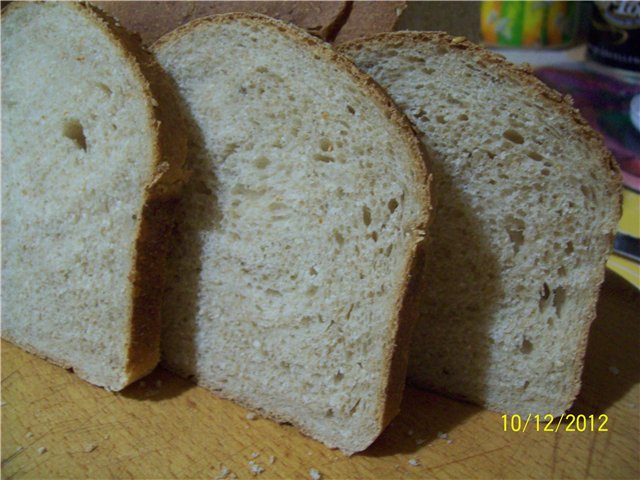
[268,455,275,465]
[309,468,322,480]
[83,443,97,453]
[37,447,47,455]
[246,412,257,420]
[408,458,420,466]
[25,432,34,439]
[451,36,466,44]
[248,461,264,476]
[250,452,260,459]
[609,366,620,375]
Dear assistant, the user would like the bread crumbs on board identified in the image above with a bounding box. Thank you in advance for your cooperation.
[248,461,264,476]
[309,468,322,480]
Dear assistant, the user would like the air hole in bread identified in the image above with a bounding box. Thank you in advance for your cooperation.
[565,241,574,255]
[423,66,435,75]
[527,151,543,161]
[522,380,530,391]
[505,216,525,255]
[334,370,344,383]
[520,338,533,354]
[388,198,399,214]
[254,156,270,169]
[268,202,286,211]
[346,105,355,115]
[503,129,525,144]
[63,119,87,151]
[266,288,282,297]
[345,304,355,321]
[557,266,567,277]
[349,399,361,416]
[547,317,554,327]
[319,138,333,152]
[538,282,551,311]
[436,115,446,124]
[96,82,112,96]
[333,229,345,245]
[553,286,566,317]
[306,285,318,296]
[541,168,550,176]
[580,185,596,203]
[325,408,334,418]
[458,113,469,121]
[362,205,372,226]
[370,231,378,242]
[314,153,335,163]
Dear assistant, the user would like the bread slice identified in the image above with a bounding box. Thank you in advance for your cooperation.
[1,2,187,391]
[340,32,622,416]
[153,13,430,453]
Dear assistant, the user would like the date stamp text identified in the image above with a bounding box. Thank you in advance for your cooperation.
[502,414,609,432]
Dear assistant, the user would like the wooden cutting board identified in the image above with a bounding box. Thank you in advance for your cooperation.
[1,272,638,479]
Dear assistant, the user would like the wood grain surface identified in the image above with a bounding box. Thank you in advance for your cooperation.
[1,272,638,479]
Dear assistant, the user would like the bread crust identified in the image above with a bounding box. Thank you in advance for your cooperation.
[1,2,187,390]
[153,13,432,452]
[338,31,623,415]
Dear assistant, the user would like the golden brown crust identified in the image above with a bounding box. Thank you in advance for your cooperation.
[153,12,432,452]
[339,31,623,414]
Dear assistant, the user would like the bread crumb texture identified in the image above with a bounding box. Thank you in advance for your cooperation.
[155,15,428,454]
[1,2,159,390]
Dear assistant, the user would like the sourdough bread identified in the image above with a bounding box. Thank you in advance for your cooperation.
[1,2,187,391]
[153,13,431,453]
[340,32,622,416]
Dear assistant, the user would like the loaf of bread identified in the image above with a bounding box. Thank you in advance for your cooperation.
[1,2,187,390]
[94,1,349,44]
[340,32,622,416]
[153,13,431,453]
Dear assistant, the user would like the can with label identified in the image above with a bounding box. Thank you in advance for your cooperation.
[587,1,640,80]
[481,1,582,48]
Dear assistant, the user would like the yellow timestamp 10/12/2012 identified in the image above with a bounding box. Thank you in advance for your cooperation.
[502,413,609,433]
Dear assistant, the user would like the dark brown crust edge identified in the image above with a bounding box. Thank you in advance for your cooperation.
[85,2,188,390]
[338,31,623,415]
[153,13,432,453]
[1,2,187,391]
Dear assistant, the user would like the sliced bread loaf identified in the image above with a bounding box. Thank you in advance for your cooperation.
[153,13,431,453]
[340,32,622,415]
[1,2,187,390]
